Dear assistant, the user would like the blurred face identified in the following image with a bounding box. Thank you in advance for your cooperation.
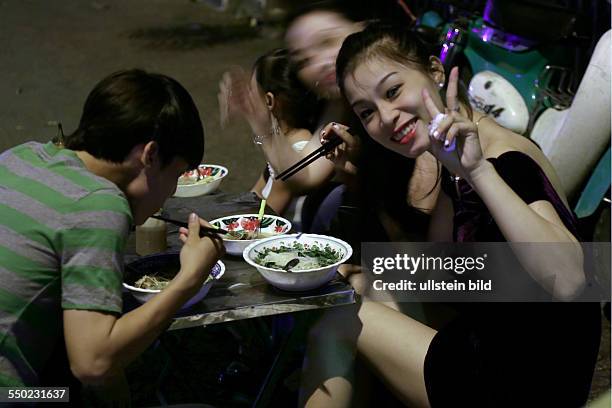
[344,57,445,158]
[127,153,188,225]
[286,11,361,100]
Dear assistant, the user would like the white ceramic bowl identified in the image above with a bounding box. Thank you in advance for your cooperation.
[174,164,228,198]
[243,234,352,291]
[210,214,292,256]
[124,258,225,309]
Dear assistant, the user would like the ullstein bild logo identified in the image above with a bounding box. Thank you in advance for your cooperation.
[370,253,488,275]
[372,279,492,292]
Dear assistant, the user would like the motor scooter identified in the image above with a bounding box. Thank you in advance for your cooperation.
[419,1,610,234]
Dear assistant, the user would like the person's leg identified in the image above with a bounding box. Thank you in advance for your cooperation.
[340,265,453,328]
[300,300,436,408]
[355,301,435,408]
[339,264,404,313]
[299,304,362,408]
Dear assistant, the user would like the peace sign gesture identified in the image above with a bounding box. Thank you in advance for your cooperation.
[422,67,485,180]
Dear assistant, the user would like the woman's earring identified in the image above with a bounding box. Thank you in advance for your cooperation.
[271,114,281,138]
[438,82,444,89]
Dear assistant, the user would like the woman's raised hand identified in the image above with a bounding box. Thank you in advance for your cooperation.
[320,122,360,175]
[422,67,486,180]
[218,67,271,136]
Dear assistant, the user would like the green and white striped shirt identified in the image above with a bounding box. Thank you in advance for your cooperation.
[0,142,132,386]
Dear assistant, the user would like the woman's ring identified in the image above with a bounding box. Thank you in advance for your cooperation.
[428,112,447,137]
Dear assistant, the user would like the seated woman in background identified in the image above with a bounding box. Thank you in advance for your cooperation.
[283,3,439,238]
[302,23,602,407]
[220,5,440,239]
[219,48,334,215]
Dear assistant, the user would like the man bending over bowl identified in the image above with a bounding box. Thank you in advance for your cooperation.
[0,69,224,403]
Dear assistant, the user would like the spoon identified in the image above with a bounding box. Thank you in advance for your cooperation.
[257,164,275,235]
[283,258,300,272]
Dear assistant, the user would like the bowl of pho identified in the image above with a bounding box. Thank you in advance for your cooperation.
[174,164,228,198]
[210,214,292,256]
[123,252,225,309]
[243,234,352,291]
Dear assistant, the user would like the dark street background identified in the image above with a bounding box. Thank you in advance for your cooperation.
[0,0,280,192]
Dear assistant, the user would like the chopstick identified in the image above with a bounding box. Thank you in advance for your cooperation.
[276,135,343,181]
[151,215,228,235]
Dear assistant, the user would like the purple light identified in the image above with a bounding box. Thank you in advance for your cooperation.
[480,26,494,42]
[440,43,450,63]
[483,0,494,24]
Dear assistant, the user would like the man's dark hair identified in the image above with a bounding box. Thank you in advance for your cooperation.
[65,69,204,168]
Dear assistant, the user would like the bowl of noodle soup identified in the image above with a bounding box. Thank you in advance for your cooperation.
[243,234,352,291]
[123,252,225,309]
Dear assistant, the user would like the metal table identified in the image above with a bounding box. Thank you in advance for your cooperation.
[123,191,357,327]
[123,191,357,407]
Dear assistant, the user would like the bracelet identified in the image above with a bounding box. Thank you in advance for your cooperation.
[474,115,489,128]
[252,133,267,145]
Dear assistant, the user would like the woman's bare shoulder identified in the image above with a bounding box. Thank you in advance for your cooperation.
[479,118,570,205]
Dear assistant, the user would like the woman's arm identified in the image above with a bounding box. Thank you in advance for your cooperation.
[259,130,336,194]
[469,161,585,300]
[219,69,335,194]
[423,67,585,300]
[251,173,294,214]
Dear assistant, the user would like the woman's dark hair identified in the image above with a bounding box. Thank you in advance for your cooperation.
[336,22,472,117]
[253,48,320,130]
[253,48,319,129]
[333,23,455,240]
[64,69,204,169]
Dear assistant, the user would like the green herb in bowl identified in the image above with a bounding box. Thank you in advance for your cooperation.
[254,242,342,271]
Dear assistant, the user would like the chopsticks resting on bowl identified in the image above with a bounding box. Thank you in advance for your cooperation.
[275,135,342,181]
[151,215,228,235]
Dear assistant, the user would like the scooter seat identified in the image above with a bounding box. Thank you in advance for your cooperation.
[484,0,577,42]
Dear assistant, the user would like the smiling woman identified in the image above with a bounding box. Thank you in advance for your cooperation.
[336,24,473,161]
[302,22,602,408]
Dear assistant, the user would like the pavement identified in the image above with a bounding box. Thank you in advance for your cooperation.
[0,0,281,192]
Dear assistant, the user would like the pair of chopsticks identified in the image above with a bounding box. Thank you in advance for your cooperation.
[275,135,342,181]
[151,215,228,236]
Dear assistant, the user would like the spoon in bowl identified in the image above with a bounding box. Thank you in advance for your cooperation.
[257,164,274,235]
[283,258,300,272]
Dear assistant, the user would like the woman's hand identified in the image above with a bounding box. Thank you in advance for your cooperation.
[320,122,360,176]
[423,67,487,181]
[218,67,271,137]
